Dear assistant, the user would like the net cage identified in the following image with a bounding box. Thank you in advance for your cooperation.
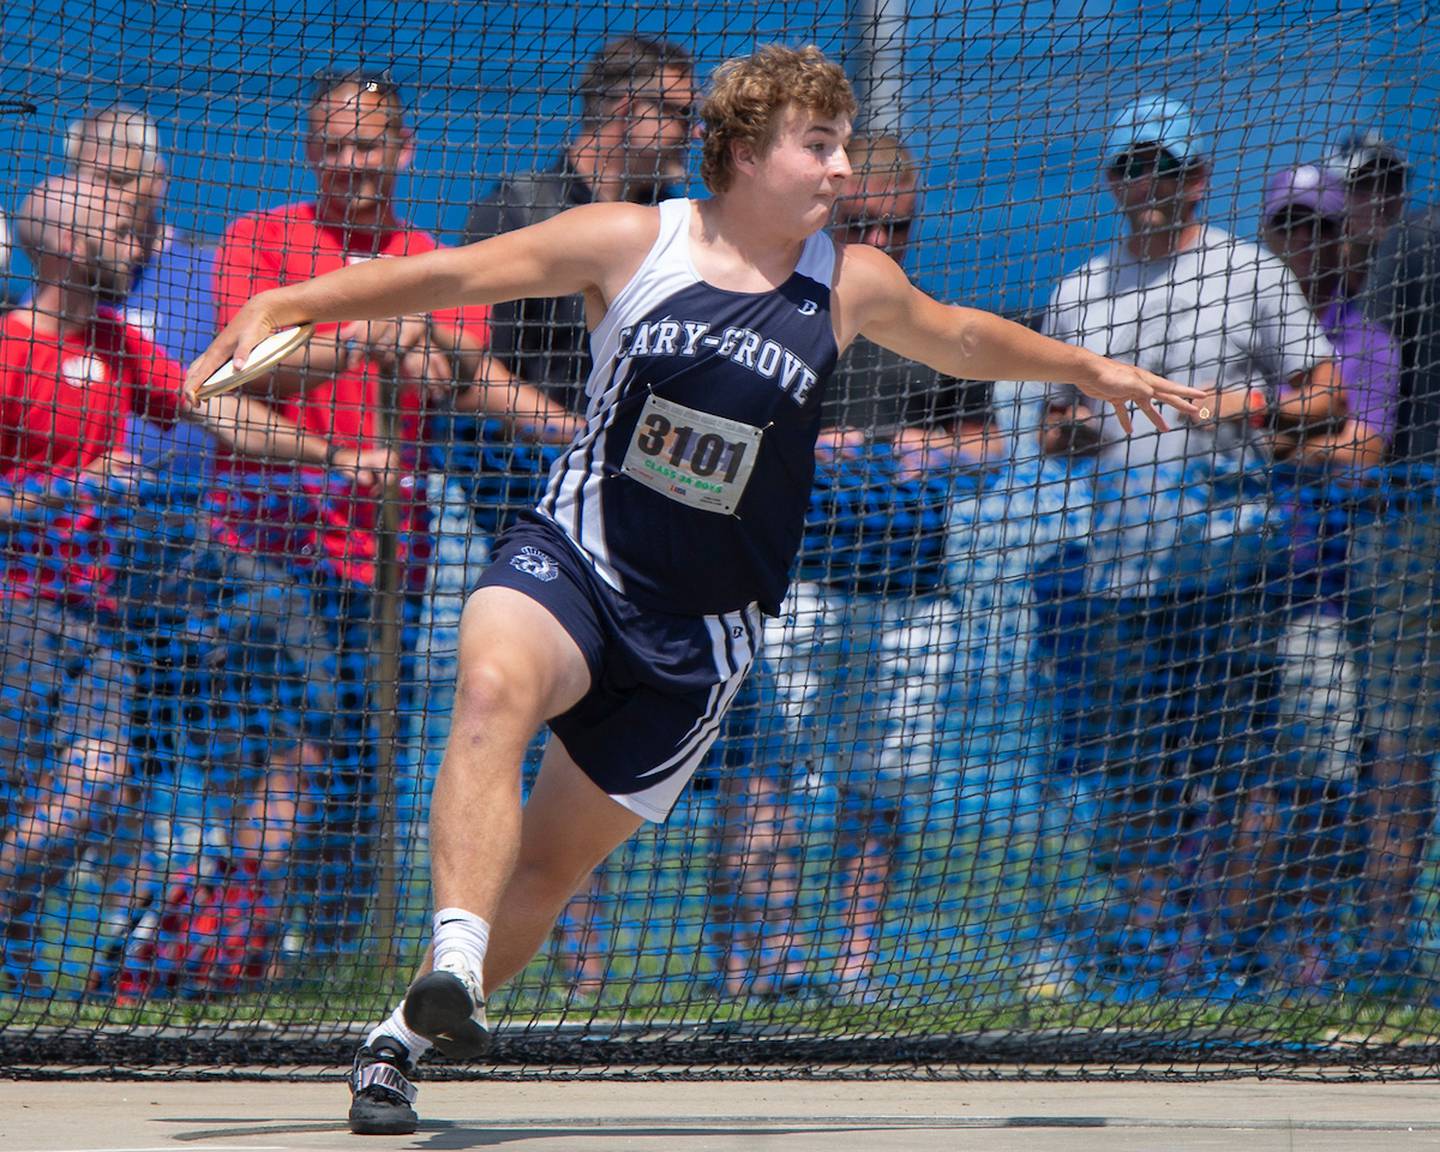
[1,0,1440,1079]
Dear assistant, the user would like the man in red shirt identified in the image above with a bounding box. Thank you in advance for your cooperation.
[213,67,575,587]
[0,174,374,598]
[0,172,378,990]
[211,69,580,955]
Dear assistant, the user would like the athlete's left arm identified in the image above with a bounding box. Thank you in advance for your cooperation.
[836,243,1206,434]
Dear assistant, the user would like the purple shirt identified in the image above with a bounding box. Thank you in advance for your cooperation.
[1320,297,1401,445]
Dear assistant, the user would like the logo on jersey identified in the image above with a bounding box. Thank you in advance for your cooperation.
[122,306,160,340]
[509,546,559,582]
[797,299,818,316]
[615,319,819,406]
[61,355,109,386]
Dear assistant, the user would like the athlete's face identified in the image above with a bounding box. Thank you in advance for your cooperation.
[749,106,853,234]
[307,84,413,219]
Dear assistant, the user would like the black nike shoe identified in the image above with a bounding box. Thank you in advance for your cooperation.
[347,1038,419,1136]
[402,962,491,1061]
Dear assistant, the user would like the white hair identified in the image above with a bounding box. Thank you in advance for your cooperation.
[64,104,162,173]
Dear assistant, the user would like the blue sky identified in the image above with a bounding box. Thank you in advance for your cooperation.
[1,0,1433,311]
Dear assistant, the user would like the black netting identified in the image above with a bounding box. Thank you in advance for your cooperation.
[1,1,1439,1081]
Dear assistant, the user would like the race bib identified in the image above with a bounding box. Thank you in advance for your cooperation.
[621,393,763,516]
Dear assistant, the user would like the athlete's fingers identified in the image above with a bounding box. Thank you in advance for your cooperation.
[1137,397,1167,433]
[1149,372,1207,419]
[185,330,242,402]
[184,304,279,402]
[1112,400,1134,436]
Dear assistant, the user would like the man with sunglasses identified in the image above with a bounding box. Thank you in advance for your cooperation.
[822,131,932,439]
[463,36,696,413]
[1036,97,1342,998]
[1331,135,1440,990]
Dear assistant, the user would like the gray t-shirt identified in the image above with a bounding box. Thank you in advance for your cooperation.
[1043,226,1332,594]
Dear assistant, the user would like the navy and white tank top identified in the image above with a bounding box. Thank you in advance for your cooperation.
[536,197,839,616]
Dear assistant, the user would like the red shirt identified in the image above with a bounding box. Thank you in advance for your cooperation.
[213,202,489,587]
[0,310,185,473]
[0,309,187,603]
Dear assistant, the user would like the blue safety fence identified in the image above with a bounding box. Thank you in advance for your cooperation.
[3,433,1437,1023]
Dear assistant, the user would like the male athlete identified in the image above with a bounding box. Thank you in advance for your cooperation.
[186,45,1204,1135]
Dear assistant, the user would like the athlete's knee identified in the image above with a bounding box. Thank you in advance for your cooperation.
[452,654,548,732]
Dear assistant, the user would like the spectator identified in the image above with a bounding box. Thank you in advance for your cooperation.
[1327,134,1440,987]
[810,382,1000,998]
[64,105,217,481]
[211,65,567,950]
[4,175,354,566]
[1036,98,1340,996]
[460,37,695,991]
[463,35,695,411]
[0,174,370,992]
[1340,134,1440,461]
[213,65,561,588]
[1328,134,1411,309]
[701,129,965,999]
[1254,164,1401,988]
[1262,165,1398,468]
[822,132,937,440]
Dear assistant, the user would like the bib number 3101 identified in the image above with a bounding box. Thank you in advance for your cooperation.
[621,394,764,516]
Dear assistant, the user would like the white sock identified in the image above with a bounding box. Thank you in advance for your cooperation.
[366,1003,432,1061]
[433,907,491,988]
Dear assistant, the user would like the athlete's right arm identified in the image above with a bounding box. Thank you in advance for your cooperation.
[184,203,659,402]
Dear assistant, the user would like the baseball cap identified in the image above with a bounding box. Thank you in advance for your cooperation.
[1105,96,1208,167]
[1263,164,1347,223]
[1324,131,1408,189]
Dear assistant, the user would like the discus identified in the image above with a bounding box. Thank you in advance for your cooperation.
[195,324,317,400]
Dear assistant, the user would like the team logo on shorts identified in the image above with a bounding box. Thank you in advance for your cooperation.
[510,546,559,582]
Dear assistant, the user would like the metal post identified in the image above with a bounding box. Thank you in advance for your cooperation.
[369,369,405,974]
[851,0,907,133]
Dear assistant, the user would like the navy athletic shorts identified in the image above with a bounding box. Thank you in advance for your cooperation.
[474,514,763,821]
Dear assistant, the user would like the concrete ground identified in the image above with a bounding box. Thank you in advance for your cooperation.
[4,1076,1440,1151]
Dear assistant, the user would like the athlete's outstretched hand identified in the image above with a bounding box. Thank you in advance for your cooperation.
[1076,359,1207,436]
[183,293,286,405]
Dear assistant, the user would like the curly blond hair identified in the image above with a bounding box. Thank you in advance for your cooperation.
[699,45,857,194]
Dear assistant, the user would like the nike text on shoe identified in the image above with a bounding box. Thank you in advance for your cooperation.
[402,964,491,1060]
[348,1039,418,1136]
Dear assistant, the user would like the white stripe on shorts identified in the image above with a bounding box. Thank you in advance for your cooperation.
[614,604,762,822]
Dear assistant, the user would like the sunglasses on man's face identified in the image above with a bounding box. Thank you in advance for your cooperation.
[1110,150,1188,182]
[626,90,696,122]
[1266,209,1342,241]
[838,214,914,239]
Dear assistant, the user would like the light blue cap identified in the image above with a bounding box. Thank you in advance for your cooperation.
[1104,97,1208,166]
